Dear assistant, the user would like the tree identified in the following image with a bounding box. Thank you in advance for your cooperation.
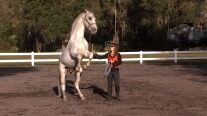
[0,0,206,52]
[0,0,22,52]
[18,0,72,52]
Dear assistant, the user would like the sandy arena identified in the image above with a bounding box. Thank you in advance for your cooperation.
[0,62,207,116]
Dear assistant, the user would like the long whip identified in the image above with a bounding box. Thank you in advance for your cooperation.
[104,63,112,78]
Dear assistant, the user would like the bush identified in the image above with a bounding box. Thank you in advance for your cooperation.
[0,40,15,52]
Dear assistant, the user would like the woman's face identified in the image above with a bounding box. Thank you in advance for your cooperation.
[109,45,115,52]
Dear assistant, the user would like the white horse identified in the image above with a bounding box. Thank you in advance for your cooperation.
[58,9,97,101]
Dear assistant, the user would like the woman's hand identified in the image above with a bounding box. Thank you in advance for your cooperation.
[92,50,96,54]
[109,60,115,63]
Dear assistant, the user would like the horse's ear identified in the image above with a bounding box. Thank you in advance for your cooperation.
[84,9,88,13]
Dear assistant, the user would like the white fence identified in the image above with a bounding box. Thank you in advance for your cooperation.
[0,50,207,66]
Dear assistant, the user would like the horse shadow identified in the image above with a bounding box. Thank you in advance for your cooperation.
[85,85,108,98]
[53,80,108,98]
[53,80,77,96]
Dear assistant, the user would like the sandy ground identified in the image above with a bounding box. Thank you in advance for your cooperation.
[0,62,207,116]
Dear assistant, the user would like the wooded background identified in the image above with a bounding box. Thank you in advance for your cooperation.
[1,0,207,52]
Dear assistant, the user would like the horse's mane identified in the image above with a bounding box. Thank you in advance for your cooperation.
[70,13,85,34]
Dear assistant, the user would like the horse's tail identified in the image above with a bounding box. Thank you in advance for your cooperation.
[62,40,68,51]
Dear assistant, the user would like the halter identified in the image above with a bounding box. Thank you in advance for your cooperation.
[84,13,96,46]
[84,13,97,29]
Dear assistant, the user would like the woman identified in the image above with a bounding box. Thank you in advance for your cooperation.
[93,42,122,101]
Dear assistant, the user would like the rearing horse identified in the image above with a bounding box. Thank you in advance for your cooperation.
[58,9,97,101]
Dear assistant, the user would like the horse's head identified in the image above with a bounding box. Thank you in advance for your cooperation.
[83,9,97,34]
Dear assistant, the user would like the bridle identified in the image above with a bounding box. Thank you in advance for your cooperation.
[84,12,96,46]
[84,13,97,29]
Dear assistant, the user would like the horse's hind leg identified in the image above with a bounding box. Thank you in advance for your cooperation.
[74,70,85,100]
[58,62,67,101]
[57,74,62,98]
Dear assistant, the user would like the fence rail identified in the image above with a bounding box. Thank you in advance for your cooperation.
[0,50,207,66]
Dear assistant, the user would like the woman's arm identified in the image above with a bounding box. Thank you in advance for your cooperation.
[113,53,122,66]
[93,52,108,59]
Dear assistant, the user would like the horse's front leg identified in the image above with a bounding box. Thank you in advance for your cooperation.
[83,51,93,70]
[75,55,83,72]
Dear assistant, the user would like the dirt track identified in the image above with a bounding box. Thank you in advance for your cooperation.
[0,63,207,116]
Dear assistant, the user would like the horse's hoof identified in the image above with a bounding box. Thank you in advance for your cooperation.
[63,97,67,102]
[75,67,80,72]
[74,92,78,96]
[83,65,87,70]
[56,95,62,99]
[81,96,85,100]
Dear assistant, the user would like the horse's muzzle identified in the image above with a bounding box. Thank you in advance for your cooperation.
[90,25,97,34]
[91,28,97,34]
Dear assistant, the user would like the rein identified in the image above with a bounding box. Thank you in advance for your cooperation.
[83,13,95,52]
[88,33,92,45]
[84,14,93,51]
[88,34,94,52]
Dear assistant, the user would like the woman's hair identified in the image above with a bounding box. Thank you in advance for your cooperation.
[108,42,118,54]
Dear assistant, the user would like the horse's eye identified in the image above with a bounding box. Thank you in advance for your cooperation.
[88,17,92,20]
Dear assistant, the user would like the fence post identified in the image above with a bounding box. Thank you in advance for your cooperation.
[174,50,177,63]
[31,52,34,66]
[140,51,143,64]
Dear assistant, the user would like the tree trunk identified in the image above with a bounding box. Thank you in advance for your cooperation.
[35,38,41,52]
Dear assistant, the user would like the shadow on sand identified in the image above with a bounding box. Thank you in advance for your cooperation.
[84,85,108,98]
[53,80,108,98]
[144,60,207,83]
[0,67,38,77]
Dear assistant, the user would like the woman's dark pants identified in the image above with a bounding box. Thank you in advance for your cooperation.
[107,70,120,99]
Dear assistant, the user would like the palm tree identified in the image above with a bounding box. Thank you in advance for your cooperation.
[103,0,128,49]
